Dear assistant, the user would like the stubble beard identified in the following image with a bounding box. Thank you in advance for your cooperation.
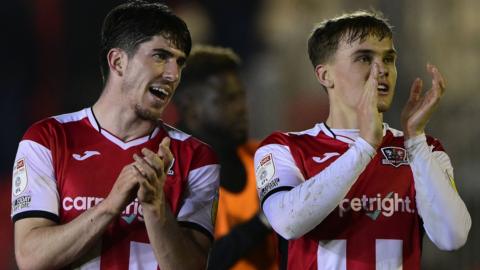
[134,104,161,122]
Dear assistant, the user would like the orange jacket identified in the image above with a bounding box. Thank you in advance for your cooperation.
[215,141,277,270]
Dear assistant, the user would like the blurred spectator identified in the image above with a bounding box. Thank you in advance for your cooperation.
[173,45,277,270]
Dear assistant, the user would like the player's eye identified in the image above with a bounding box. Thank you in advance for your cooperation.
[177,58,186,68]
[356,55,372,64]
[384,55,395,64]
[153,52,168,61]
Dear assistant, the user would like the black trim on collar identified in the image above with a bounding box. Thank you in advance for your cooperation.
[90,107,102,133]
[323,122,337,139]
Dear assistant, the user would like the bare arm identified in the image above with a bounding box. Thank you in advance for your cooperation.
[15,203,115,270]
[143,203,211,270]
[15,164,142,270]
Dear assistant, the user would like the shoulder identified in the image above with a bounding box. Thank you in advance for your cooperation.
[161,123,218,166]
[259,124,324,148]
[162,123,212,150]
[22,109,89,148]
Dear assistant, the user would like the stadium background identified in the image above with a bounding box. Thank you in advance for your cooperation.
[1,0,478,269]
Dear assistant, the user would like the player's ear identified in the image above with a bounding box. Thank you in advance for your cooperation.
[315,64,334,89]
[107,48,127,77]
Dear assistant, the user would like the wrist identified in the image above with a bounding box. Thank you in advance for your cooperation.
[140,198,168,219]
[98,197,122,217]
[403,126,424,140]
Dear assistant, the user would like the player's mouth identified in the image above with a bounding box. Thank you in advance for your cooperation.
[377,83,389,94]
[148,86,171,101]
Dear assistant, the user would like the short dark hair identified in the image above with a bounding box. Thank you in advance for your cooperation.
[173,45,241,109]
[99,0,191,83]
[308,10,393,68]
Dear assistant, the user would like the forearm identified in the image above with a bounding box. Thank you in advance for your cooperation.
[264,137,375,239]
[15,200,117,270]
[143,203,208,270]
[208,214,270,270]
[406,134,471,250]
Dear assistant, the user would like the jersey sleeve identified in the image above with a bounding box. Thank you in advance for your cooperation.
[11,122,60,223]
[177,143,220,240]
[254,141,304,205]
[257,133,376,240]
[407,134,471,250]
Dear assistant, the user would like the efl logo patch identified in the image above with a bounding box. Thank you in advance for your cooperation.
[256,153,275,189]
[381,147,409,167]
[13,158,28,196]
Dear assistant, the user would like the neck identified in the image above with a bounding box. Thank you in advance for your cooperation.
[326,94,383,129]
[92,85,157,141]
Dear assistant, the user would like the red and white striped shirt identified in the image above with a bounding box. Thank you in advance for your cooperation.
[255,123,469,270]
[11,108,220,269]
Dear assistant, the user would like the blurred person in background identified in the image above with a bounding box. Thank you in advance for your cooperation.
[11,1,219,269]
[173,45,277,270]
[254,10,471,269]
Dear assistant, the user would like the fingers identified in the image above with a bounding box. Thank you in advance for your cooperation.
[130,137,174,182]
[358,63,379,108]
[133,153,158,181]
[158,137,174,174]
[141,148,163,175]
[427,63,446,95]
[365,63,379,93]
[408,78,423,102]
[137,177,156,202]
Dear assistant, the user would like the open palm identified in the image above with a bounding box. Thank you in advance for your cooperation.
[401,64,446,139]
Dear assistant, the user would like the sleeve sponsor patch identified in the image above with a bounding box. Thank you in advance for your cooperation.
[12,158,28,197]
[13,195,32,212]
[256,153,276,189]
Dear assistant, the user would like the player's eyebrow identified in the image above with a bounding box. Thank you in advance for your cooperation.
[152,48,187,66]
[352,48,397,57]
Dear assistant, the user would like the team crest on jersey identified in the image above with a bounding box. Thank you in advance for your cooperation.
[381,147,409,167]
[13,158,28,196]
[256,153,275,188]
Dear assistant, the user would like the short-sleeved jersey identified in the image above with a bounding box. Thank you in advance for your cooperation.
[11,108,220,269]
[256,123,446,270]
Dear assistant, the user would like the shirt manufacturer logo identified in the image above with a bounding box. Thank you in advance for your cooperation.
[167,158,175,175]
[312,152,340,163]
[72,151,101,161]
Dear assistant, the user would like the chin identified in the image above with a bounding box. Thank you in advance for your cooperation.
[135,104,163,121]
[377,103,391,113]
[377,99,393,113]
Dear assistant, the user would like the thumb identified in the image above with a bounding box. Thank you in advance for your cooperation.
[158,137,171,156]
[366,63,379,87]
[158,137,173,174]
